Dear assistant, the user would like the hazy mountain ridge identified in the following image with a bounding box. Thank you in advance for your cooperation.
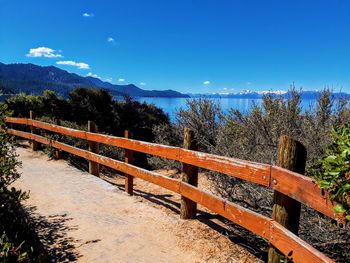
[188,90,350,99]
[0,62,189,98]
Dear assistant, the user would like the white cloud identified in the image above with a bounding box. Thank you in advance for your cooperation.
[26,47,62,58]
[223,87,227,91]
[83,13,94,17]
[246,82,252,85]
[56,60,90,70]
[107,37,115,43]
[87,72,100,79]
[105,77,113,82]
[118,78,125,82]
[203,80,210,85]
[140,82,146,86]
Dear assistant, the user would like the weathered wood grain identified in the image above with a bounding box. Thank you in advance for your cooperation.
[124,130,134,195]
[271,166,335,219]
[180,128,198,219]
[269,221,334,263]
[269,136,305,263]
[29,111,39,151]
[88,121,99,176]
[54,119,62,159]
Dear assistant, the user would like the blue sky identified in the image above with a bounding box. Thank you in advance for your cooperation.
[1,0,350,93]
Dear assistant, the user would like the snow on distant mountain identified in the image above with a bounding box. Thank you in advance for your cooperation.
[188,89,350,99]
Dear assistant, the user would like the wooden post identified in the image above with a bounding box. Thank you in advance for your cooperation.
[54,119,62,159]
[180,128,198,219]
[268,135,307,263]
[124,130,134,195]
[29,111,39,151]
[88,121,99,176]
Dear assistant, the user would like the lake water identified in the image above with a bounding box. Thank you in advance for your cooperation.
[133,97,317,122]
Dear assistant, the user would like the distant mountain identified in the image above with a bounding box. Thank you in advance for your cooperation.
[188,90,350,99]
[0,62,189,98]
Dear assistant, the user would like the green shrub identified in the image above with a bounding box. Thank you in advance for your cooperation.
[6,88,169,143]
[6,88,170,169]
[0,103,29,261]
[0,103,49,262]
[313,125,350,222]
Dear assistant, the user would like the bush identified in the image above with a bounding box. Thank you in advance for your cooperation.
[67,88,118,132]
[5,93,43,118]
[6,88,169,143]
[148,123,183,170]
[0,103,46,261]
[114,96,170,140]
[313,126,350,222]
[176,98,223,153]
[151,88,350,261]
[6,88,170,168]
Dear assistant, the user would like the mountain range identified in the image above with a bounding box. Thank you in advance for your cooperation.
[0,62,189,98]
[1,62,348,100]
[188,90,350,99]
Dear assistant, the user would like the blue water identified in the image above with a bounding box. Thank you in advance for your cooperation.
[133,97,317,122]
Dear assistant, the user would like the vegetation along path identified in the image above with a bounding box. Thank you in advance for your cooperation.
[13,145,259,263]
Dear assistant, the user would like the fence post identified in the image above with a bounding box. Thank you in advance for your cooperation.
[29,111,39,151]
[180,128,198,219]
[268,135,307,263]
[124,130,134,195]
[88,121,99,176]
[54,119,62,159]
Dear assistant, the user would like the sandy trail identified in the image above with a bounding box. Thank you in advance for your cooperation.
[13,146,260,263]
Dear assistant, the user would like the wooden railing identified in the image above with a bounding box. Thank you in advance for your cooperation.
[5,117,338,263]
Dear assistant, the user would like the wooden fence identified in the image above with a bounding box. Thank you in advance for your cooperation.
[5,116,338,263]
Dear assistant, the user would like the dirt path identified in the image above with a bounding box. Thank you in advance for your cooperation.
[13,146,260,263]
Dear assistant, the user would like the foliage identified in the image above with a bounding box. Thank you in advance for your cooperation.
[149,97,224,170]
[5,93,43,118]
[313,126,350,222]
[0,103,43,262]
[6,88,169,142]
[6,88,170,168]
[176,98,223,153]
[217,90,304,164]
[148,123,183,170]
[5,86,350,260]
[114,96,170,141]
[67,88,117,132]
[152,88,350,261]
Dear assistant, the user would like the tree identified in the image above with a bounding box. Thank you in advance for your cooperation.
[68,88,118,132]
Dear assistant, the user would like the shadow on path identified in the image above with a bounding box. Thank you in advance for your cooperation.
[26,206,82,262]
[102,174,268,260]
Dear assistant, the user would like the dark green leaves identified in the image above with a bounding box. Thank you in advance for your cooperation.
[313,125,350,222]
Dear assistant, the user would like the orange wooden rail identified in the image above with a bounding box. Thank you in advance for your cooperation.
[5,117,336,219]
[5,117,336,262]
